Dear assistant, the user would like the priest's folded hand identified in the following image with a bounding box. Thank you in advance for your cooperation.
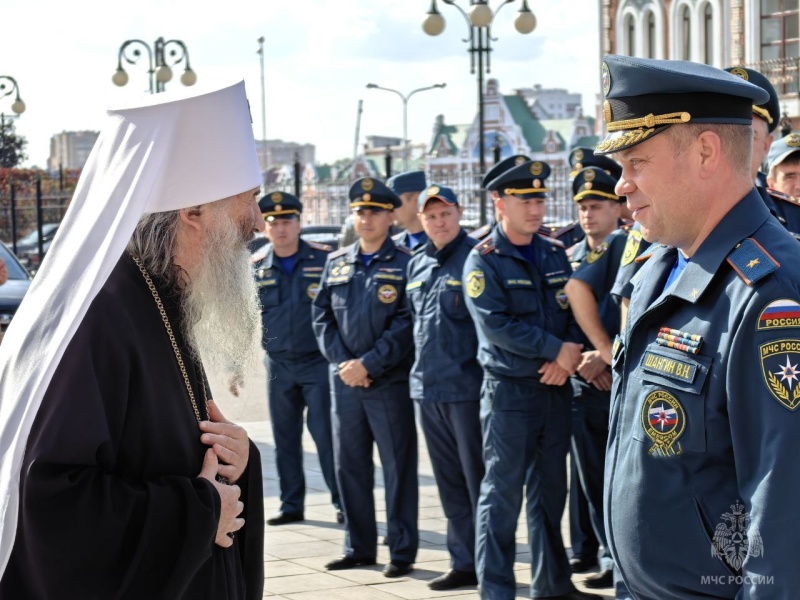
[200,400,250,484]
[198,448,245,547]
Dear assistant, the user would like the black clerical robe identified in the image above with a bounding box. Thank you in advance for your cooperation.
[0,253,264,600]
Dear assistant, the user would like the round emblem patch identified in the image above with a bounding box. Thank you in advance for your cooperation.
[621,230,642,266]
[530,161,543,176]
[788,134,800,148]
[377,284,398,304]
[466,270,485,298]
[584,169,595,182]
[362,178,374,191]
[729,67,749,81]
[555,288,568,309]
[586,242,608,264]
[515,156,526,166]
[427,185,440,195]
[602,61,611,96]
[641,390,686,457]
[307,282,321,299]
[270,191,282,202]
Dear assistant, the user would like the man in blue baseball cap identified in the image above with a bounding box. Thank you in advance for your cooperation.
[387,170,429,250]
[313,177,419,579]
[406,184,484,591]
[598,54,800,599]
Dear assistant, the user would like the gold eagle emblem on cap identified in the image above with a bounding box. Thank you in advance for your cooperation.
[584,169,595,182]
[602,61,611,95]
[530,162,543,176]
[515,156,526,166]
[729,67,749,81]
[271,191,282,202]
[362,178,374,191]
[788,134,800,148]
[427,185,440,195]
[533,179,542,188]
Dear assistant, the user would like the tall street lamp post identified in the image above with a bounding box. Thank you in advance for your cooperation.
[112,37,197,94]
[365,82,446,172]
[0,75,26,170]
[257,36,268,178]
[423,0,536,225]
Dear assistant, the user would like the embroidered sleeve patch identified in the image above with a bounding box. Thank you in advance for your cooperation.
[760,339,800,410]
[757,299,800,330]
[466,270,485,298]
[641,389,685,457]
[621,230,642,266]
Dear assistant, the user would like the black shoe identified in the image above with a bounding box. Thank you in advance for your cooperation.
[324,555,376,570]
[533,590,602,600]
[428,569,478,590]
[266,511,304,526]
[336,510,344,524]
[569,556,598,573]
[583,569,614,589]
[383,560,413,578]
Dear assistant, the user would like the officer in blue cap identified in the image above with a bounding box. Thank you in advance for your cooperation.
[599,55,800,599]
[469,155,530,241]
[387,170,429,250]
[463,160,594,600]
[725,66,800,233]
[563,167,628,590]
[255,191,343,528]
[312,177,418,578]
[406,184,483,591]
[765,132,800,228]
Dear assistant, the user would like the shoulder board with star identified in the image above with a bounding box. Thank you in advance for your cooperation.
[767,188,800,207]
[469,224,491,240]
[538,233,565,249]
[475,236,495,255]
[328,245,351,260]
[634,243,666,264]
[551,222,579,239]
[726,238,779,286]
[306,240,332,252]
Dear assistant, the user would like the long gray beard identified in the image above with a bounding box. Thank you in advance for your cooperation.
[181,210,261,383]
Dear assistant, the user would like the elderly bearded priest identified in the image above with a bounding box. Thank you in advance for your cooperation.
[0,81,266,600]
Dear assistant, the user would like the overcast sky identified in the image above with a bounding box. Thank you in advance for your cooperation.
[1,0,601,169]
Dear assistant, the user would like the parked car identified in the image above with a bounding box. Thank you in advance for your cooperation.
[15,222,60,271]
[0,241,33,338]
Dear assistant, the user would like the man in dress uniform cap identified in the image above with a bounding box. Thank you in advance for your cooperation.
[387,170,429,250]
[598,54,800,599]
[254,190,343,527]
[313,177,419,579]
[468,155,530,242]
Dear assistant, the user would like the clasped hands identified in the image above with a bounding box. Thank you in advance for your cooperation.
[197,399,249,547]
[338,358,372,387]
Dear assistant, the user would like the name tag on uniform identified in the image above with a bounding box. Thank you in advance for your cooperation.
[445,279,462,287]
[257,278,277,287]
[407,280,423,291]
[546,275,569,286]
[642,351,698,384]
[375,273,404,281]
[302,267,323,278]
[504,278,533,287]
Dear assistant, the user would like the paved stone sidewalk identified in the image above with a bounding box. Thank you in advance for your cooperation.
[242,419,615,600]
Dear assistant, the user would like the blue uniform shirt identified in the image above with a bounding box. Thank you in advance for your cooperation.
[312,236,413,384]
[606,189,800,598]
[255,239,330,357]
[462,224,581,384]
[406,229,481,403]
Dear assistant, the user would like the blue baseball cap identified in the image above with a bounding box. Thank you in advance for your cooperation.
[596,55,770,155]
[767,132,800,172]
[419,184,458,211]
[387,170,427,195]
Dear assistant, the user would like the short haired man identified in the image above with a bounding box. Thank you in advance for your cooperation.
[470,155,530,242]
[255,191,342,527]
[0,81,266,599]
[766,133,800,220]
[598,54,800,598]
[387,170,429,250]
[313,178,418,578]
[463,160,597,600]
[406,184,483,591]
[563,167,628,591]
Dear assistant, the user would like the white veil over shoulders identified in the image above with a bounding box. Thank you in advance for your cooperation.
[0,80,262,575]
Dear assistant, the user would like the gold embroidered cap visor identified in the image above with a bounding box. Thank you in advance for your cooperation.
[596,55,769,155]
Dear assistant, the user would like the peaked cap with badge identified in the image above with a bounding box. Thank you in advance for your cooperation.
[486,159,551,199]
[259,190,302,220]
[569,147,622,179]
[572,166,621,203]
[349,177,402,211]
[767,132,800,172]
[724,66,781,133]
[386,170,427,195]
[481,154,530,189]
[596,55,769,155]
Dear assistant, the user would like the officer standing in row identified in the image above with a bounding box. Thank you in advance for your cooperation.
[563,167,628,591]
[313,177,419,578]
[599,54,800,598]
[469,154,530,242]
[388,170,429,251]
[254,191,342,526]
[765,132,800,229]
[463,159,597,600]
[406,184,483,591]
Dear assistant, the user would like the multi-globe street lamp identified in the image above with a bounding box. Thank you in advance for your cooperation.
[365,82,446,172]
[112,37,197,94]
[0,75,26,169]
[423,0,536,225]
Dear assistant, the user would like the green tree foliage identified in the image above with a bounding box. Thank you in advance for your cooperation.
[0,116,28,168]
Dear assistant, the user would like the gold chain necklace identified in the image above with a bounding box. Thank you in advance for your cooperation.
[131,254,207,423]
